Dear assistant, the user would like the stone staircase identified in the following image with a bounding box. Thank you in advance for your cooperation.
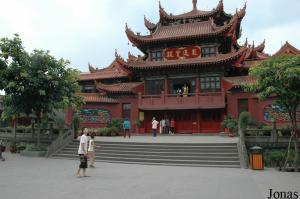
[51,140,240,168]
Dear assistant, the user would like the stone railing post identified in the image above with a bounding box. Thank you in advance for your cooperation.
[271,119,278,143]
[238,124,249,169]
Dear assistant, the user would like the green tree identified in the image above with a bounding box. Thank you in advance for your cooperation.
[0,34,84,146]
[244,55,300,171]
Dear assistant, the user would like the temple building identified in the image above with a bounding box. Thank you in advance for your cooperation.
[65,0,300,134]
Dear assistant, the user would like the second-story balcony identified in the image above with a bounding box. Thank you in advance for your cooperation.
[138,89,225,110]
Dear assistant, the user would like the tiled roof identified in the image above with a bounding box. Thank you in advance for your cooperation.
[126,14,241,46]
[122,47,247,70]
[273,42,300,57]
[223,76,256,89]
[77,93,118,103]
[79,59,131,81]
[144,16,156,31]
[159,0,229,20]
[96,82,143,93]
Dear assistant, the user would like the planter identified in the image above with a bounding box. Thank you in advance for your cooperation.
[139,128,145,134]
[20,150,47,157]
[10,146,17,153]
[1,146,6,152]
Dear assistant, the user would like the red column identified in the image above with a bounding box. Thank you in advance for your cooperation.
[196,77,200,94]
[197,110,201,133]
[196,77,200,103]
[164,78,168,95]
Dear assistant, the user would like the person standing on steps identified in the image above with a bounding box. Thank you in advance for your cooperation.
[152,117,159,137]
[123,118,131,138]
[170,118,175,134]
[77,128,89,177]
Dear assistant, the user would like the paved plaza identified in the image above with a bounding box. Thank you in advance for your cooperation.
[0,153,299,199]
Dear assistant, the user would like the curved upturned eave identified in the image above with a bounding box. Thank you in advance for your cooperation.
[254,39,266,53]
[123,47,248,71]
[144,16,156,31]
[125,14,240,47]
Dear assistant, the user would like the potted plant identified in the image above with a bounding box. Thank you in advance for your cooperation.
[9,142,17,153]
[20,144,47,157]
[221,116,238,136]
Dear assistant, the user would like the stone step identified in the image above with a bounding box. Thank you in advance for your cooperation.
[52,140,240,168]
[51,156,240,168]
[60,149,239,156]
[52,154,240,166]
[70,141,237,147]
[54,152,239,161]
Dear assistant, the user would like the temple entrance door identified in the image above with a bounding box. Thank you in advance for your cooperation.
[144,110,197,134]
[200,110,222,133]
[173,110,196,134]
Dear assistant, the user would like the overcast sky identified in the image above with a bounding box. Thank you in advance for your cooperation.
[0,0,299,72]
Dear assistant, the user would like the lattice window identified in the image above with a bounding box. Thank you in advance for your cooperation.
[151,50,163,61]
[201,47,216,57]
[200,76,221,92]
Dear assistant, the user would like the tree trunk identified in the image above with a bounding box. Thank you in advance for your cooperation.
[37,122,41,147]
[294,138,299,172]
[13,118,17,145]
[31,122,35,139]
[36,112,41,147]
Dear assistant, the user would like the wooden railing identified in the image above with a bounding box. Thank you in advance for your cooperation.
[138,90,225,110]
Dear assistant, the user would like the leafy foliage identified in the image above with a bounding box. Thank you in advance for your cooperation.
[107,119,123,131]
[0,34,84,120]
[244,55,300,131]
[244,55,300,171]
[221,116,238,133]
[239,112,257,129]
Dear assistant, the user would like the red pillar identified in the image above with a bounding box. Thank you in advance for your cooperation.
[164,78,168,95]
[197,110,201,133]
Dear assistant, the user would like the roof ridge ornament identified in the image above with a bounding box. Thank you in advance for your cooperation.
[243,38,248,47]
[217,0,224,13]
[193,0,197,10]
[88,62,96,73]
[115,49,120,58]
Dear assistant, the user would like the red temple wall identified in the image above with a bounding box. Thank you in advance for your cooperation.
[226,92,294,126]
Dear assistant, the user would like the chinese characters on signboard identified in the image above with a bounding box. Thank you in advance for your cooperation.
[79,109,111,124]
[164,46,201,60]
[264,105,300,122]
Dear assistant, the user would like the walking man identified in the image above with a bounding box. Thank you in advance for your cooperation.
[77,128,89,177]
[152,117,159,137]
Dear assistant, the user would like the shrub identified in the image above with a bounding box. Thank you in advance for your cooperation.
[16,143,27,152]
[263,149,300,168]
[107,119,123,131]
[135,120,142,128]
[110,126,119,136]
[221,116,238,133]
[99,127,110,136]
[25,144,47,151]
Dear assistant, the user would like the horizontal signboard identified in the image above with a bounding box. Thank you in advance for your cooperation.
[164,46,201,60]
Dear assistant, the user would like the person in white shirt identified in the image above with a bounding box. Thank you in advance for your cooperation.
[88,133,96,168]
[152,117,159,137]
[77,128,89,177]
